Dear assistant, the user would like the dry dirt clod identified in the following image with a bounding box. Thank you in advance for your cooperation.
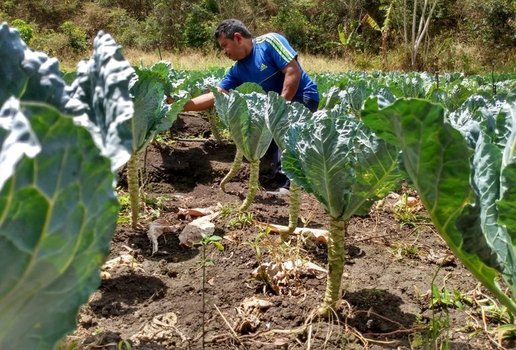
[178,211,220,247]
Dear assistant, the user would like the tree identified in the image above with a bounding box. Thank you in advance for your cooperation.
[399,0,439,69]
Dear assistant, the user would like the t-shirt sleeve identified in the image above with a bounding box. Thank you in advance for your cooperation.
[265,33,297,70]
[218,65,240,91]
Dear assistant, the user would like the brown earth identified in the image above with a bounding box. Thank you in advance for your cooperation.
[69,113,512,350]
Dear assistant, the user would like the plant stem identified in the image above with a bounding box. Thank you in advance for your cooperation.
[127,152,139,230]
[201,244,206,350]
[239,159,260,212]
[317,217,348,317]
[220,148,243,192]
[207,111,222,142]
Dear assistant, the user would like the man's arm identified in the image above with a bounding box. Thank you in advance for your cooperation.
[280,60,301,101]
[183,92,215,111]
[182,87,227,112]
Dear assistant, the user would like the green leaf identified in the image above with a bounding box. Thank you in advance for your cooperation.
[66,31,135,170]
[362,97,516,315]
[0,101,118,349]
[282,109,400,219]
[208,235,222,242]
[498,104,516,237]
[214,89,272,161]
[0,98,41,189]
[130,63,183,154]
[0,22,69,110]
[236,82,265,94]
[213,242,225,251]
[264,91,311,151]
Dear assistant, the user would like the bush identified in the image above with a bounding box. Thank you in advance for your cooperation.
[10,18,33,44]
[30,29,69,57]
[60,21,87,53]
[183,5,216,49]
[271,8,320,52]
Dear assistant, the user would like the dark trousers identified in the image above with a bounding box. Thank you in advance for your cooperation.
[269,97,319,187]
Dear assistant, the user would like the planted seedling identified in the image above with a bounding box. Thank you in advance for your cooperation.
[194,234,224,350]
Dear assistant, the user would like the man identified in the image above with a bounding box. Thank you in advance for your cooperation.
[183,19,319,190]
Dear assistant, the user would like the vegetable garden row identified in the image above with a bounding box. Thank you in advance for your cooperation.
[0,23,515,349]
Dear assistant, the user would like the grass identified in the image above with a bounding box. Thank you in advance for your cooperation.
[56,42,516,78]
[120,45,516,75]
[122,48,359,74]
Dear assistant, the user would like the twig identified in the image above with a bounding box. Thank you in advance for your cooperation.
[213,304,242,344]
[306,324,312,350]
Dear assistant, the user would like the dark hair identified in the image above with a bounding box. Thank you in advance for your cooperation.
[214,19,252,40]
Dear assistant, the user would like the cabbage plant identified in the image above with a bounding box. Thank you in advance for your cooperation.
[362,97,516,317]
[264,92,313,237]
[126,62,186,229]
[214,84,273,211]
[282,109,400,316]
[0,23,135,348]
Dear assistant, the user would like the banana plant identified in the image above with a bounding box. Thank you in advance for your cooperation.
[362,97,516,317]
[126,62,187,229]
[281,108,401,316]
[361,1,394,70]
[214,83,273,211]
[264,92,312,237]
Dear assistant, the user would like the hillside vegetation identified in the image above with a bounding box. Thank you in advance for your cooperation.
[1,0,515,72]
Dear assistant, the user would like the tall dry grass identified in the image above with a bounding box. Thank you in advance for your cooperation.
[60,44,514,75]
[123,48,358,74]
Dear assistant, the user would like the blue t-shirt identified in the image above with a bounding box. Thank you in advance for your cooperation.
[218,33,319,104]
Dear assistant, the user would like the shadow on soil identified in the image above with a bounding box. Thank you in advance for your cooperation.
[90,275,167,317]
[344,288,417,334]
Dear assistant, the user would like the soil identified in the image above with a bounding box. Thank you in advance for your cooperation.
[70,113,511,350]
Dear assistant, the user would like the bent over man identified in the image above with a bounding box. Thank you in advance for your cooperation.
[183,19,319,190]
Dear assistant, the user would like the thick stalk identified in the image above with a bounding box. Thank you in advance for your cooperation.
[207,111,222,142]
[317,217,348,317]
[239,159,260,212]
[220,148,243,192]
[127,152,140,230]
[283,181,302,239]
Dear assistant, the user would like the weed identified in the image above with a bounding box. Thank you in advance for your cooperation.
[56,337,79,350]
[430,283,473,311]
[471,286,516,344]
[153,131,176,146]
[413,268,476,349]
[392,192,419,226]
[117,339,132,350]
[116,191,131,225]
[219,202,235,218]
[300,207,317,227]
[194,234,224,350]
[219,202,254,229]
[389,241,420,260]
[140,193,171,221]
[244,227,271,264]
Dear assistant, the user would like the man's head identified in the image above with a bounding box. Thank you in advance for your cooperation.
[214,19,252,40]
[214,19,253,61]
